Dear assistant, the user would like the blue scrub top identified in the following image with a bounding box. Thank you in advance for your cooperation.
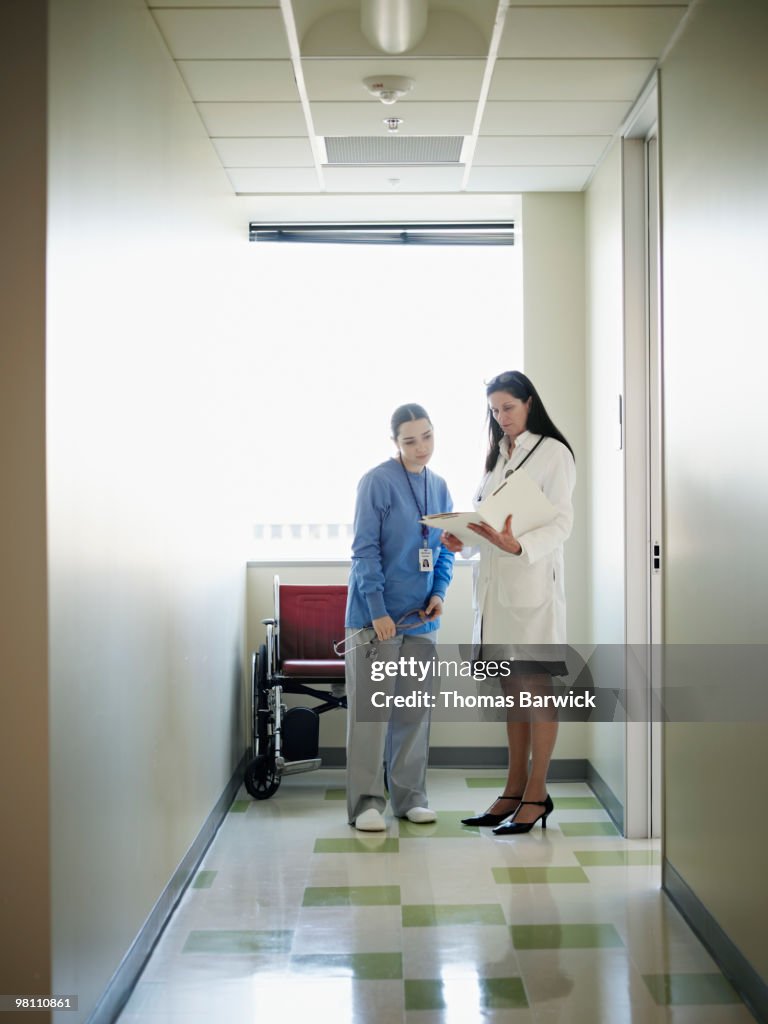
[345,458,454,633]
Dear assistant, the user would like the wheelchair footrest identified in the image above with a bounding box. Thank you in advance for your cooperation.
[279,757,323,776]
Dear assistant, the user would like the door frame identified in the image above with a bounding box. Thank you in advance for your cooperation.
[622,77,663,839]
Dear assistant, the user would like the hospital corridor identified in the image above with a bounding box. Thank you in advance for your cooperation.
[2,1,767,1023]
[115,770,749,1023]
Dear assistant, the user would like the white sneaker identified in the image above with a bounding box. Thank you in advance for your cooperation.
[405,806,437,824]
[355,808,387,832]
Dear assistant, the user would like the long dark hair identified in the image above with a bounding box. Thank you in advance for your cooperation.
[391,403,431,439]
[484,370,574,472]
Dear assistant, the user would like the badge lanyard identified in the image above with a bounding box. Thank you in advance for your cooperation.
[399,456,434,572]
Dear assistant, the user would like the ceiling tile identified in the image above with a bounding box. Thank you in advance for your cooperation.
[227,168,320,193]
[197,103,307,137]
[467,166,592,191]
[474,136,610,166]
[213,138,315,168]
[498,7,688,59]
[480,101,632,136]
[311,102,477,136]
[489,59,655,102]
[323,166,465,193]
[152,9,289,59]
[177,61,298,102]
[302,59,485,102]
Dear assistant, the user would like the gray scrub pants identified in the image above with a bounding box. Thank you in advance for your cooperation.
[345,629,436,824]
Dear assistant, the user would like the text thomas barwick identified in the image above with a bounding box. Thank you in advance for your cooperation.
[369,691,597,709]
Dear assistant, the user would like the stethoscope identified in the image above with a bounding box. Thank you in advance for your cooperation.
[334,608,431,659]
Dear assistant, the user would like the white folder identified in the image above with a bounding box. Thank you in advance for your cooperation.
[421,468,556,545]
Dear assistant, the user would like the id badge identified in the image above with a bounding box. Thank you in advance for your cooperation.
[419,547,434,572]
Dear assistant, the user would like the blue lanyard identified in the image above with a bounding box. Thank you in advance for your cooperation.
[399,456,429,542]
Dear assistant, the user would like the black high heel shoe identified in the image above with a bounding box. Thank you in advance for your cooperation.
[492,795,554,835]
[461,795,522,828]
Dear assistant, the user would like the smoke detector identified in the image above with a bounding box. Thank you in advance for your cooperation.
[363,75,415,105]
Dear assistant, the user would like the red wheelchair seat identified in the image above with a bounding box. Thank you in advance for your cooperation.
[278,585,347,679]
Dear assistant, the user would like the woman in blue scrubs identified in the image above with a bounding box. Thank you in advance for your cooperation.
[344,404,454,831]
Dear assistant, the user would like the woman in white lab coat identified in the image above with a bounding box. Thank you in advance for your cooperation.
[443,371,575,835]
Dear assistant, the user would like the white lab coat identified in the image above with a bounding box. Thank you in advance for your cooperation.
[471,431,575,648]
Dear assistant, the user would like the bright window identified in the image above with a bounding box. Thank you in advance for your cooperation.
[246,239,523,558]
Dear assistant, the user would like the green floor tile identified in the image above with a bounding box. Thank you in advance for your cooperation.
[643,973,741,1006]
[404,977,528,1011]
[463,783,602,809]
[559,821,619,837]
[191,870,217,889]
[512,923,623,949]
[480,977,529,1009]
[324,788,346,801]
[404,980,448,1011]
[402,903,506,927]
[550,796,603,809]
[465,777,508,789]
[290,952,402,979]
[182,929,292,954]
[314,837,400,854]
[493,866,590,884]
[398,813,481,839]
[302,885,401,907]
[229,800,249,813]
[574,850,660,867]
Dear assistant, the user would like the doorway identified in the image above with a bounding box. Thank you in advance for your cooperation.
[623,84,663,840]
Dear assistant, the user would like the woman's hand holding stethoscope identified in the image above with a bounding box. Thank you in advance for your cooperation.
[468,514,523,555]
[371,615,397,640]
[371,597,443,641]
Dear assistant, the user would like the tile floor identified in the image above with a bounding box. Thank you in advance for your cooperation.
[117,770,754,1023]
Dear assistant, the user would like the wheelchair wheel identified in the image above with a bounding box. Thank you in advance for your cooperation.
[254,643,270,757]
[245,644,281,799]
[244,753,280,800]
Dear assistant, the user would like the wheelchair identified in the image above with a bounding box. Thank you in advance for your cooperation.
[244,575,348,800]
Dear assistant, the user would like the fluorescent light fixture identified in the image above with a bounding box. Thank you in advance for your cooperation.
[248,223,515,246]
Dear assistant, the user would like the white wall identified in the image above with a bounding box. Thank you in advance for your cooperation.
[583,141,626,804]
[47,1,253,1018]
[520,193,588,645]
[520,194,591,767]
[658,0,768,981]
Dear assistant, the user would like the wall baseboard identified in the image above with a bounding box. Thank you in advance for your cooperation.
[586,760,625,833]
[86,754,247,1024]
[663,859,767,1024]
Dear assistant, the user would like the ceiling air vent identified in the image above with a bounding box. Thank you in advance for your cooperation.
[324,136,463,166]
